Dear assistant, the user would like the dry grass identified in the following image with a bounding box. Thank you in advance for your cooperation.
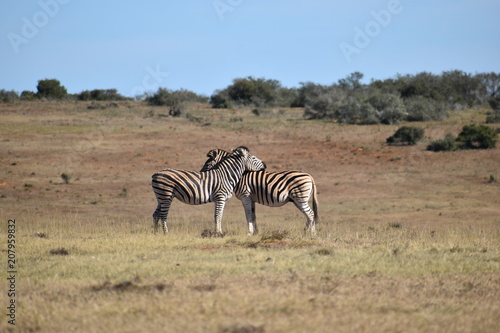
[1,101,499,332]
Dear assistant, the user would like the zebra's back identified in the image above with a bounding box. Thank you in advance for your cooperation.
[236,170,314,207]
[152,169,216,205]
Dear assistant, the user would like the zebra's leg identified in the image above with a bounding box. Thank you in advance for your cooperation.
[153,197,172,235]
[293,200,316,236]
[152,204,161,233]
[251,200,259,235]
[242,197,257,235]
[214,199,227,237]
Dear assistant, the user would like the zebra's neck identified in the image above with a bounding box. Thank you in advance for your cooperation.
[211,154,245,183]
[213,150,230,166]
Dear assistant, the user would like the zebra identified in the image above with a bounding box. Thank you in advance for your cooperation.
[201,148,318,235]
[151,146,266,236]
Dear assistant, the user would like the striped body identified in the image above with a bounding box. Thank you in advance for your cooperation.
[201,149,318,235]
[152,147,266,235]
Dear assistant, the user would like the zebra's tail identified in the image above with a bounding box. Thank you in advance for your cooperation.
[312,178,319,224]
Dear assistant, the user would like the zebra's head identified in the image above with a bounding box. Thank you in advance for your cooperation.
[200,147,266,172]
[232,146,266,172]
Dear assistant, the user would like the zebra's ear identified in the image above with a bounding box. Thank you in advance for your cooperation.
[233,146,249,157]
[206,149,217,159]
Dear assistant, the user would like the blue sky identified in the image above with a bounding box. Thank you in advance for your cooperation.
[1,0,499,97]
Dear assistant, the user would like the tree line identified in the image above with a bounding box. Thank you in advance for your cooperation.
[210,71,500,124]
[2,71,499,124]
[0,79,131,102]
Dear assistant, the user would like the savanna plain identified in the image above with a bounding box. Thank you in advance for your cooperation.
[1,101,499,333]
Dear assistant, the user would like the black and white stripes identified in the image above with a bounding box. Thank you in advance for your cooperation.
[201,148,318,235]
[151,146,266,236]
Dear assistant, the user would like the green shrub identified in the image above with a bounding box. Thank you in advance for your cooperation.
[488,95,500,111]
[486,96,500,123]
[367,93,407,124]
[427,134,457,152]
[404,96,448,121]
[456,124,497,149]
[37,79,67,99]
[387,126,425,145]
[20,90,36,101]
[0,89,19,103]
[486,111,500,124]
[210,76,290,108]
[209,90,232,108]
[336,96,379,124]
[146,88,207,107]
[78,89,128,101]
[168,103,187,117]
[146,88,206,117]
[61,173,71,184]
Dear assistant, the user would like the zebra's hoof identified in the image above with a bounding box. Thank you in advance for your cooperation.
[215,231,225,238]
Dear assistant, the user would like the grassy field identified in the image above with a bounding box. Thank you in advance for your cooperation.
[1,101,499,332]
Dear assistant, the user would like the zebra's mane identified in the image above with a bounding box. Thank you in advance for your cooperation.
[234,146,249,152]
[201,147,249,172]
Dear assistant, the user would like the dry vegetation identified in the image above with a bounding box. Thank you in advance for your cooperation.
[1,101,499,333]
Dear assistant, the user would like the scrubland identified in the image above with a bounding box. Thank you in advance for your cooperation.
[1,101,499,332]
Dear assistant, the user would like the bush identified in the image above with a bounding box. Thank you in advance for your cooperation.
[336,95,379,124]
[367,93,407,124]
[486,111,500,124]
[293,82,331,107]
[210,90,232,108]
[36,79,67,99]
[168,103,187,117]
[146,88,206,106]
[0,89,19,103]
[20,90,36,101]
[210,76,288,108]
[146,88,206,116]
[427,134,458,152]
[404,96,448,121]
[78,89,128,101]
[427,125,497,152]
[456,124,497,149]
[227,77,282,107]
[387,126,424,146]
[304,87,347,120]
[486,95,500,123]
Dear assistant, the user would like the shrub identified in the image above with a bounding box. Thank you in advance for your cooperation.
[210,76,288,108]
[367,93,407,124]
[61,173,71,184]
[486,111,500,124]
[226,77,282,107]
[293,82,331,107]
[336,96,379,124]
[387,126,424,146]
[427,134,457,152]
[210,90,232,108]
[486,95,500,123]
[0,89,19,103]
[78,89,128,101]
[146,88,206,106]
[304,87,347,120]
[36,79,67,99]
[456,124,497,149]
[404,96,448,121]
[146,88,206,116]
[168,103,187,117]
[20,90,36,101]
